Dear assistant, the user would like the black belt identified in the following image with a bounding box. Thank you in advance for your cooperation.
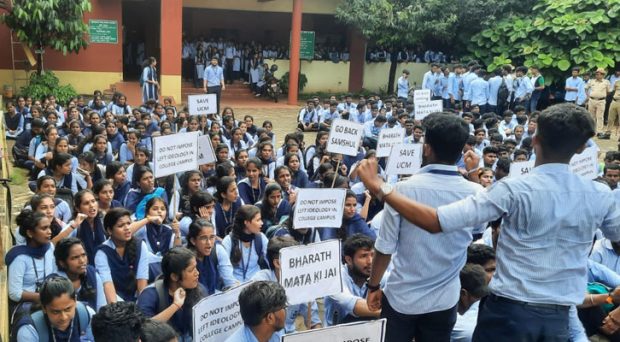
[591,97,606,100]
[488,293,570,311]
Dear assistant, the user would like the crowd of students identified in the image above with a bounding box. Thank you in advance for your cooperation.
[3,60,620,342]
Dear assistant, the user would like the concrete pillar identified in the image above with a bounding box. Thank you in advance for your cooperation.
[288,0,303,105]
[159,0,182,103]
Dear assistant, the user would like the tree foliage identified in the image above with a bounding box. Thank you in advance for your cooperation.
[1,0,92,74]
[471,0,620,82]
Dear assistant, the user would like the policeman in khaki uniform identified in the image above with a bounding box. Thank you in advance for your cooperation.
[609,79,620,138]
[586,68,612,138]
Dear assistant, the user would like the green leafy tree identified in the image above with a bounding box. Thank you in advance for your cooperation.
[471,0,620,83]
[335,0,536,93]
[1,0,92,74]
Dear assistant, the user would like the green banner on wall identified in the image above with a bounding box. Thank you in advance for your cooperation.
[89,19,118,44]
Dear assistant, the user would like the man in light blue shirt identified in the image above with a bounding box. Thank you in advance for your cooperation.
[440,67,454,109]
[397,69,411,102]
[512,66,533,109]
[422,63,441,99]
[364,113,483,342]
[462,65,481,108]
[362,115,386,150]
[224,281,286,342]
[324,234,383,326]
[449,65,464,107]
[203,56,225,114]
[487,69,503,115]
[565,67,585,103]
[467,70,489,113]
[357,103,620,341]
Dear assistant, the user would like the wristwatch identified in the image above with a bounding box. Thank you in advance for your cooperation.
[376,183,394,201]
[365,278,381,292]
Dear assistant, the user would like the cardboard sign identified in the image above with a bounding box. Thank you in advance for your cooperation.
[327,119,364,156]
[385,143,423,175]
[376,127,405,158]
[293,188,347,229]
[282,319,387,342]
[188,94,218,115]
[197,134,216,165]
[413,89,431,103]
[509,160,535,177]
[414,100,443,121]
[569,146,598,179]
[279,240,343,305]
[192,281,253,342]
[152,131,199,178]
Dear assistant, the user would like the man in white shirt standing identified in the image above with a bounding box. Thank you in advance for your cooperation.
[397,69,410,104]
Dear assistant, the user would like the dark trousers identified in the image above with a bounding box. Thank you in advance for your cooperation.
[225,59,233,84]
[182,58,192,80]
[381,295,457,342]
[473,294,570,342]
[207,85,222,114]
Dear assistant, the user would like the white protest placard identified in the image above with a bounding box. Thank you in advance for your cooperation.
[192,281,253,342]
[188,94,217,115]
[327,118,364,156]
[414,100,443,121]
[570,146,599,179]
[197,134,216,165]
[280,239,343,305]
[509,160,535,178]
[413,89,431,103]
[385,143,423,175]
[293,188,347,229]
[282,319,387,342]
[376,127,405,158]
[152,131,199,178]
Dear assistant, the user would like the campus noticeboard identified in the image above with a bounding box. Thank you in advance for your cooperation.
[300,31,315,60]
[89,19,118,44]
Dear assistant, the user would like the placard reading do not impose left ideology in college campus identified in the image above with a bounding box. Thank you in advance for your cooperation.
[385,143,423,175]
[153,131,199,178]
[192,281,253,342]
[293,188,346,229]
[327,119,364,156]
[279,239,343,305]
[282,319,387,342]
[188,94,218,115]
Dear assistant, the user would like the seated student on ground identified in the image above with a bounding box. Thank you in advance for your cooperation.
[63,190,106,266]
[132,197,182,265]
[140,319,179,342]
[222,205,270,282]
[124,166,169,219]
[213,176,243,238]
[252,236,322,333]
[33,175,73,223]
[39,152,83,193]
[7,210,56,313]
[15,276,95,341]
[179,191,215,239]
[255,183,291,232]
[174,170,204,219]
[125,145,152,185]
[284,152,310,189]
[319,190,375,241]
[274,166,298,204]
[325,234,382,326]
[77,151,105,187]
[53,237,106,312]
[224,281,287,342]
[137,247,206,341]
[92,301,145,342]
[466,244,496,284]
[15,194,67,246]
[187,219,237,294]
[96,208,149,303]
[451,264,489,342]
[93,179,123,215]
[256,141,277,179]
[238,158,267,205]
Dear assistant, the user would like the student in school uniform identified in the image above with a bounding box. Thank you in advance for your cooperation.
[95,208,149,303]
[319,190,376,241]
[221,205,270,282]
[124,166,169,219]
[137,247,207,341]
[238,158,267,205]
[213,176,244,238]
[132,197,182,264]
[15,276,96,341]
[187,219,238,294]
[53,237,106,311]
[106,162,131,205]
[255,183,291,232]
[7,210,56,315]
